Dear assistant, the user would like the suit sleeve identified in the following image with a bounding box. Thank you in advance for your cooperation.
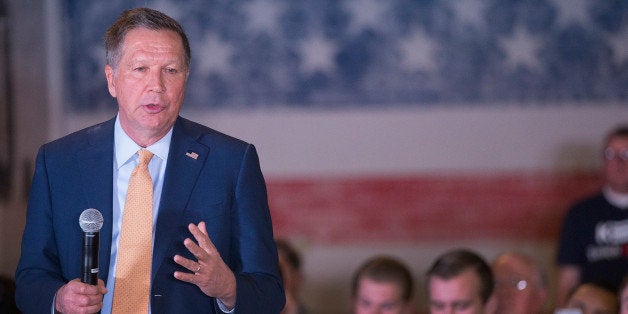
[14,146,66,313]
[229,144,285,313]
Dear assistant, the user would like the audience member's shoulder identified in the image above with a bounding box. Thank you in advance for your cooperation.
[566,192,608,214]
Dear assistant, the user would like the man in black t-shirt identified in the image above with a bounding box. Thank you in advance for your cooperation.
[556,125,628,307]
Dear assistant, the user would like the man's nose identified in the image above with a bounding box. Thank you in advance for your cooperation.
[147,70,165,92]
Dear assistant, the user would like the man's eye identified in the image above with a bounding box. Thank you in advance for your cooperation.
[165,68,178,74]
[430,303,445,310]
[134,67,147,72]
[380,302,398,310]
[453,302,471,310]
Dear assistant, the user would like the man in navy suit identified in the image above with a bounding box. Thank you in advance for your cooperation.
[15,7,284,313]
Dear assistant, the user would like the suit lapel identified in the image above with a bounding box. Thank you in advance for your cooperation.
[152,118,209,279]
[76,118,116,282]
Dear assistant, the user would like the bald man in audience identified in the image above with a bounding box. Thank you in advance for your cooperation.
[491,252,548,314]
[565,283,619,314]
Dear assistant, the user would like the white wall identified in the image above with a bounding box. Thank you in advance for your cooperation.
[64,104,627,177]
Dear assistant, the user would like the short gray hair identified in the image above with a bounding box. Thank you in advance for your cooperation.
[104,7,191,70]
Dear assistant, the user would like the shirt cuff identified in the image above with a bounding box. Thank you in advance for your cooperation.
[216,298,235,313]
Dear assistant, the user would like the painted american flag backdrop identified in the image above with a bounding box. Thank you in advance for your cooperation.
[61,0,627,244]
[64,0,628,111]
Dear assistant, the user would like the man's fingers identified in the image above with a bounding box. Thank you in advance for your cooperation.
[174,254,202,273]
[197,221,208,234]
[56,279,106,313]
[188,222,218,253]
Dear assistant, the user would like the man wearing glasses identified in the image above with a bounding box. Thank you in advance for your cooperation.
[556,125,628,307]
[492,252,548,314]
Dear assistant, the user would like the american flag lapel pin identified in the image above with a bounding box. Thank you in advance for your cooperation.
[185,151,199,160]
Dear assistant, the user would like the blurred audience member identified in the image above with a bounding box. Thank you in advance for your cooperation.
[0,275,19,314]
[492,252,548,314]
[562,283,619,314]
[556,125,628,306]
[426,248,495,314]
[276,239,308,314]
[351,255,415,314]
[620,277,628,314]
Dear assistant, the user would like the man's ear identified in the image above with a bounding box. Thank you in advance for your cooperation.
[104,65,116,98]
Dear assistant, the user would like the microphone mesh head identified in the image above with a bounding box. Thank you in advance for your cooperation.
[79,208,104,232]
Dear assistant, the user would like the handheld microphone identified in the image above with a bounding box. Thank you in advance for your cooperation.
[79,208,104,285]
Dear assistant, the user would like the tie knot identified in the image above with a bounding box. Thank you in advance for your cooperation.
[138,149,153,166]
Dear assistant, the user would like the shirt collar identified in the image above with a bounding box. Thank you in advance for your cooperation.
[114,115,173,168]
[603,185,628,210]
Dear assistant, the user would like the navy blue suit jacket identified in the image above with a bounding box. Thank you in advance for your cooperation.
[15,116,285,313]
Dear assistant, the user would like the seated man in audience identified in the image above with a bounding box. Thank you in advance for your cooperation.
[620,277,628,314]
[563,283,619,314]
[351,255,415,314]
[426,248,495,314]
[491,252,549,314]
[276,239,308,314]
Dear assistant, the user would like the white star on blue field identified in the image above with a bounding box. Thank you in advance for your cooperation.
[65,0,628,110]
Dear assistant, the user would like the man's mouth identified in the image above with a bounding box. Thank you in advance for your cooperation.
[143,103,164,112]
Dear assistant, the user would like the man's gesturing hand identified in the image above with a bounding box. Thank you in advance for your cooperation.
[174,222,237,309]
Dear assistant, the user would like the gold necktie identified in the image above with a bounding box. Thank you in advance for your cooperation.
[112,149,154,313]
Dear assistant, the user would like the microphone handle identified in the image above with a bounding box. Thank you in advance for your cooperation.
[81,231,99,285]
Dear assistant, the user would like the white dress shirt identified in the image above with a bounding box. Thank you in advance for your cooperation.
[101,116,171,313]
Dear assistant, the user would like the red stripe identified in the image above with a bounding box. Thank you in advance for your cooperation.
[267,171,603,244]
